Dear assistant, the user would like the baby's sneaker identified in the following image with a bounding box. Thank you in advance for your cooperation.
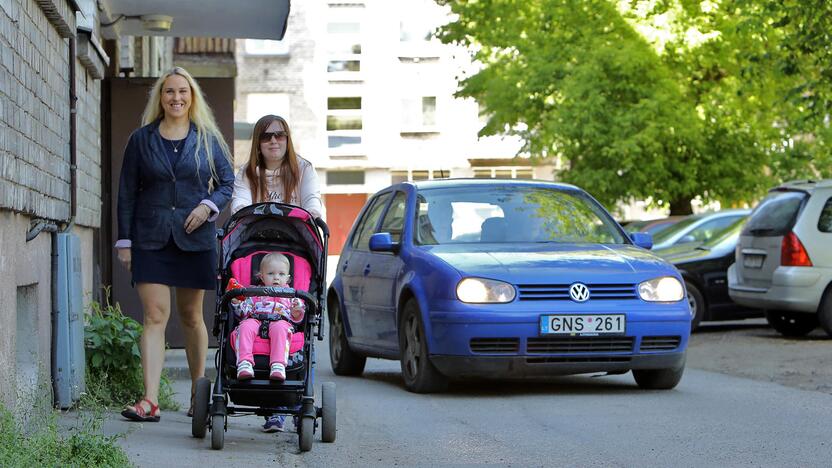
[236,360,254,380]
[269,363,286,381]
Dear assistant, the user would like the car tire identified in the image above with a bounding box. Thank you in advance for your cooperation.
[633,358,686,390]
[329,299,366,376]
[816,289,832,338]
[686,281,705,332]
[764,309,818,337]
[398,298,448,393]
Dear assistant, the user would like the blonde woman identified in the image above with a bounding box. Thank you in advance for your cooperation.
[117,67,235,422]
[231,114,323,218]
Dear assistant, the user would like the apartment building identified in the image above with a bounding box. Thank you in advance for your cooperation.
[235,0,555,253]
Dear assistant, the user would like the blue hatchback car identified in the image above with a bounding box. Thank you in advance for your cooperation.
[327,179,691,393]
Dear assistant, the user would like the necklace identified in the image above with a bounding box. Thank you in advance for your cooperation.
[170,139,183,153]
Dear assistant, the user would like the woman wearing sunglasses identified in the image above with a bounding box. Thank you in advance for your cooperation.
[231,115,323,218]
[230,114,323,433]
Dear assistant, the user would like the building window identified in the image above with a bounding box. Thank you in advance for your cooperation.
[327,116,362,131]
[246,93,290,123]
[328,97,362,110]
[516,168,534,179]
[327,21,361,76]
[327,170,365,185]
[391,171,409,184]
[472,167,535,179]
[328,60,361,73]
[328,135,362,148]
[244,39,290,56]
[402,96,437,130]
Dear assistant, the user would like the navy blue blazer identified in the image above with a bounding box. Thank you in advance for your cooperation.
[117,120,235,251]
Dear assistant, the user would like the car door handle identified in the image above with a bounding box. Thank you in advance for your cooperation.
[363,264,371,276]
[342,260,348,272]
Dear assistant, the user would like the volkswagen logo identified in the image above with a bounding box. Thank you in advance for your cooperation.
[569,283,590,302]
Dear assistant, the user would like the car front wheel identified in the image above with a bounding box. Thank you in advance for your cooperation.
[398,299,448,393]
[633,362,686,390]
[765,310,818,337]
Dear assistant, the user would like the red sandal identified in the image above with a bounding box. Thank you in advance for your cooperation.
[121,398,161,422]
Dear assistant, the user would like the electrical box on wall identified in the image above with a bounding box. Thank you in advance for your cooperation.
[53,233,86,409]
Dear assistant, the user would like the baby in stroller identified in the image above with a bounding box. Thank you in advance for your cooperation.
[230,252,305,382]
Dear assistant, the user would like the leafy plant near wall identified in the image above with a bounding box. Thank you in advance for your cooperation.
[0,403,131,467]
[84,288,178,411]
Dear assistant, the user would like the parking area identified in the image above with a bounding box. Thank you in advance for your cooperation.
[687,318,832,394]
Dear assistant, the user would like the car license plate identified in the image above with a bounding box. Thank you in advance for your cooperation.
[743,255,764,269]
[540,314,626,335]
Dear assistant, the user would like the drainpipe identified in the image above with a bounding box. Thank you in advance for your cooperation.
[65,35,78,232]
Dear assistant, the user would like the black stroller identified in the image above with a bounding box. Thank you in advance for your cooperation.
[191,202,334,452]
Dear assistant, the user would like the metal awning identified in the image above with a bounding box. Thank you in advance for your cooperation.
[99,0,290,40]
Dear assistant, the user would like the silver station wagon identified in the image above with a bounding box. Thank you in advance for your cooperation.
[728,179,832,337]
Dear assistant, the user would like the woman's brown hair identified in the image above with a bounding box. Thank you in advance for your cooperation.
[246,115,300,204]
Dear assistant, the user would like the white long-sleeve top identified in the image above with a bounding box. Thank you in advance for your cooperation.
[230,156,324,219]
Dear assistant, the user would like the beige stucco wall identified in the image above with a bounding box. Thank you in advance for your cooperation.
[0,212,54,411]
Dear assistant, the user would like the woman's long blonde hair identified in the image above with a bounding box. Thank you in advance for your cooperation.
[141,67,231,191]
[246,115,300,204]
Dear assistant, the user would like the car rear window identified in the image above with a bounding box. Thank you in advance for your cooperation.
[819,197,832,233]
[742,190,807,237]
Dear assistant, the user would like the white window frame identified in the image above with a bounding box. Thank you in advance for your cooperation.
[244,39,290,56]
[326,15,363,81]
[400,96,438,133]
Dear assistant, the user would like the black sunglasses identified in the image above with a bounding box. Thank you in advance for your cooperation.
[260,131,288,142]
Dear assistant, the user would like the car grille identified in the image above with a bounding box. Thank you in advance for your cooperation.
[526,336,635,354]
[469,338,520,354]
[639,336,681,351]
[516,283,637,301]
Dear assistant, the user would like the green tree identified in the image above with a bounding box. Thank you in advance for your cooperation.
[437,0,830,214]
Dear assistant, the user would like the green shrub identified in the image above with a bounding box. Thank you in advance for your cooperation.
[85,289,178,411]
[0,403,131,468]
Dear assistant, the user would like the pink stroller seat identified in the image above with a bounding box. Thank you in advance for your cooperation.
[227,250,309,367]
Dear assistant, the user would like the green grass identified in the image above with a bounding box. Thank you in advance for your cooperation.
[0,404,131,468]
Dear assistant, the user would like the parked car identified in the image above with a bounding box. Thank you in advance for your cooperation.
[624,216,686,237]
[327,179,691,393]
[728,179,832,337]
[654,218,760,331]
[650,209,751,250]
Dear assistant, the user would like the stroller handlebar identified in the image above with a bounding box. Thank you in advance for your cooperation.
[315,217,329,238]
[219,287,316,309]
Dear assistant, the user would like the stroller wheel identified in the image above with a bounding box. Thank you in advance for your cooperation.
[211,414,225,450]
[191,377,211,439]
[321,382,336,443]
[298,416,314,452]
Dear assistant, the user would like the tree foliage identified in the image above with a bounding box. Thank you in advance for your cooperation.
[436,0,832,214]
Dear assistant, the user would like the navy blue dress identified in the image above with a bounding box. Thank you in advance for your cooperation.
[131,136,217,290]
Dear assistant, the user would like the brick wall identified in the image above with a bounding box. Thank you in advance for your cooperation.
[0,0,101,227]
[0,0,74,221]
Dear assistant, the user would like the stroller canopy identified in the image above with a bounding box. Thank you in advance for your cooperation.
[221,203,325,277]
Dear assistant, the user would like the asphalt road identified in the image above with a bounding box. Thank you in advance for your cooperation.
[102,316,832,468]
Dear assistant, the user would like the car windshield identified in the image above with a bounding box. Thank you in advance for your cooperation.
[742,190,807,237]
[651,215,700,244]
[413,185,626,245]
[702,217,746,249]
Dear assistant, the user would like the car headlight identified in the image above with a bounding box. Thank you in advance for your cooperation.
[637,276,684,302]
[456,278,516,303]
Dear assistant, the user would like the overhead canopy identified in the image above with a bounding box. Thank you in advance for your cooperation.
[100,0,290,40]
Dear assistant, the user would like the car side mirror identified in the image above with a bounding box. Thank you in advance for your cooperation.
[630,232,653,250]
[369,232,399,253]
